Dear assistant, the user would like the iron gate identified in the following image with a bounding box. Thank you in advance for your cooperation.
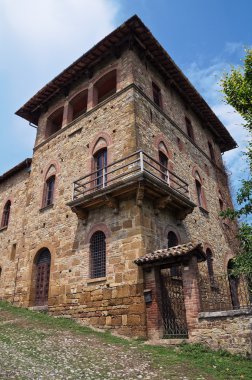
[160,265,188,338]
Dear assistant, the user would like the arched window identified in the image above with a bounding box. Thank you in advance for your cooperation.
[46,107,64,138]
[159,151,168,181]
[0,266,2,278]
[208,141,215,163]
[42,164,57,208]
[94,148,107,189]
[167,231,178,248]
[195,171,203,207]
[206,248,214,281]
[1,200,11,228]
[43,175,55,207]
[90,231,106,278]
[35,249,51,306]
[70,89,88,121]
[93,70,117,105]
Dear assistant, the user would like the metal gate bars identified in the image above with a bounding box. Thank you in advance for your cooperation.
[160,265,188,338]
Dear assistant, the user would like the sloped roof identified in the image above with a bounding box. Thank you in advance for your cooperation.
[15,15,236,152]
[134,242,205,266]
[0,158,32,184]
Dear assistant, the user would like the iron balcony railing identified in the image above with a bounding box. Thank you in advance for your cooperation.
[72,150,190,201]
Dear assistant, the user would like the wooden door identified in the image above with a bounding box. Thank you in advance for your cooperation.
[35,250,51,306]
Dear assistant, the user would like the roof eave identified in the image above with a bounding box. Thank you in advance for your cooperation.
[0,158,32,183]
[15,15,237,152]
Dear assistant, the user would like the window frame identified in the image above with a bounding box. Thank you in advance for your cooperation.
[208,141,216,163]
[1,200,11,229]
[70,89,88,121]
[90,231,106,279]
[93,70,117,106]
[45,107,64,138]
[152,82,162,108]
[159,150,168,182]
[193,170,207,211]
[185,117,194,141]
[42,175,55,208]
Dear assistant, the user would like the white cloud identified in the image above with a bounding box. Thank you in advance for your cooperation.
[0,0,120,174]
[0,0,119,54]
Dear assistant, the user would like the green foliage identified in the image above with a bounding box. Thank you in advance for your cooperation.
[221,49,252,275]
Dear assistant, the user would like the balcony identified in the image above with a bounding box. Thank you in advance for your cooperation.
[67,151,195,221]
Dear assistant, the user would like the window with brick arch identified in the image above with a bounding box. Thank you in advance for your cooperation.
[94,70,117,105]
[90,231,106,278]
[167,231,179,248]
[46,107,64,138]
[70,89,88,121]
[94,148,107,188]
[43,175,55,207]
[159,151,168,181]
[1,200,11,228]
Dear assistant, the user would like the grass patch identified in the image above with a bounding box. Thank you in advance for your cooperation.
[140,343,252,380]
[0,300,252,379]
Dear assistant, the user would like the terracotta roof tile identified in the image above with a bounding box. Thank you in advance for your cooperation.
[134,242,205,265]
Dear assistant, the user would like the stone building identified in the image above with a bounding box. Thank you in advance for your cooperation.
[1,16,248,351]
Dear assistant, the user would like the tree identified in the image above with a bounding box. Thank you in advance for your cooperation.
[221,48,252,275]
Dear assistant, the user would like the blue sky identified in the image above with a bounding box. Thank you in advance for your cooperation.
[0,0,251,202]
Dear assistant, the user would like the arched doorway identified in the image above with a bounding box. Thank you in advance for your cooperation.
[35,249,51,306]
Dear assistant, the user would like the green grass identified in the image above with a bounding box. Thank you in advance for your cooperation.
[141,343,252,380]
[0,300,251,379]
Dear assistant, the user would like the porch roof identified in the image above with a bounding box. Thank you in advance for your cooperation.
[134,242,206,266]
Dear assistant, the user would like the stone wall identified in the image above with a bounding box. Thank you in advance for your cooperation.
[0,47,239,338]
[0,168,30,302]
[131,50,239,261]
[191,310,252,357]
